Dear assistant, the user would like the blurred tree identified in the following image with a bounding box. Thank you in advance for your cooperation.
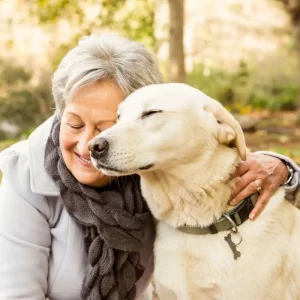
[0,59,53,138]
[29,0,156,53]
[168,0,186,82]
[283,0,300,111]
[29,0,85,24]
[29,0,157,73]
[31,0,187,82]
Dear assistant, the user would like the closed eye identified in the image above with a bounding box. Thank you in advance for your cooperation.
[67,123,83,129]
[141,110,163,119]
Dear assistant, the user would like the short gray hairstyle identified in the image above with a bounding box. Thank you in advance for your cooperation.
[52,33,163,117]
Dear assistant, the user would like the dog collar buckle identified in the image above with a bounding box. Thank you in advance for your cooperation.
[177,193,257,237]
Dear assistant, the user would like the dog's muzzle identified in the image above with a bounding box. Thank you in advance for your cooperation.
[88,137,109,158]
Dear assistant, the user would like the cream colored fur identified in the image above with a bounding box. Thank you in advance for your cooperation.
[91,83,300,300]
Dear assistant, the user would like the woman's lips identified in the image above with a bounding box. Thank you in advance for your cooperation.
[75,153,93,168]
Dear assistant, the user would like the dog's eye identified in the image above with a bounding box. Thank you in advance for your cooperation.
[116,114,120,121]
[141,110,162,119]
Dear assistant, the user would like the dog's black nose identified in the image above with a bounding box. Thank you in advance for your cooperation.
[88,137,109,156]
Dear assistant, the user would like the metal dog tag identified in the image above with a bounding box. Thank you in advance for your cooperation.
[224,232,241,260]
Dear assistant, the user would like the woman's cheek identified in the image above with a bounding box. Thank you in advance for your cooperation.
[60,126,78,152]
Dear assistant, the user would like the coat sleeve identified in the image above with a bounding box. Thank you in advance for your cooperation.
[0,175,51,299]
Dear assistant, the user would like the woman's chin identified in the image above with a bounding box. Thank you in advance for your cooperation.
[74,171,113,188]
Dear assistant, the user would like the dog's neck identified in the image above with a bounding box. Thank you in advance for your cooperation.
[139,146,240,228]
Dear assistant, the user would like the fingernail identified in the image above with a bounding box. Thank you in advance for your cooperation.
[230,199,237,205]
[249,213,255,220]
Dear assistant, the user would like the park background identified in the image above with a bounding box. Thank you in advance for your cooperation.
[0,0,300,185]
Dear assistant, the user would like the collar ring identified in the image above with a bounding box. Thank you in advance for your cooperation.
[223,213,238,233]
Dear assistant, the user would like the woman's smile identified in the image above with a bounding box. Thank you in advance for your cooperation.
[59,80,125,187]
[74,152,93,168]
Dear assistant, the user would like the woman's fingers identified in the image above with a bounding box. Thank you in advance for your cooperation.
[229,153,288,220]
[230,161,249,179]
[230,178,263,206]
[249,187,275,220]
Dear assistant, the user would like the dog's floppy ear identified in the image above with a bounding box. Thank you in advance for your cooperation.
[203,100,247,160]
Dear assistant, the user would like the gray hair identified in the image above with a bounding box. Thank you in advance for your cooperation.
[52,33,163,117]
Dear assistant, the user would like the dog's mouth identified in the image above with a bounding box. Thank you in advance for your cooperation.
[94,161,154,176]
[96,162,123,172]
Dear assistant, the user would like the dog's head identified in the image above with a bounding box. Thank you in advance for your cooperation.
[89,83,246,176]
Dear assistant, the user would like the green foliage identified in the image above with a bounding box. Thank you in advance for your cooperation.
[29,0,84,24]
[0,1,156,140]
[271,146,300,164]
[31,0,156,69]
[100,0,128,26]
[0,59,53,137]
[99,0,156,50]
[187,57,299,113]
[2,65,31,84]
[50,39,79,70]
[247,84,298,111]
[187,61,249,109]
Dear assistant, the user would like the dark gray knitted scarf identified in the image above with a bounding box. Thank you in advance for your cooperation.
[44,117,151,300]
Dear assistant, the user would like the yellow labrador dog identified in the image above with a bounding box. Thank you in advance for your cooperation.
[89,83,300,300]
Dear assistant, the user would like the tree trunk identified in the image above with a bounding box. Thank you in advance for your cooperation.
[295,20,300,111]
[284,0,300,111]
[168,0,186,82]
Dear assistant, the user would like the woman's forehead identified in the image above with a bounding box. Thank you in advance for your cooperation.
[63,82,124,123]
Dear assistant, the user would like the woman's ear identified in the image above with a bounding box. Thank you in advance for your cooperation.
[203,100,247,160]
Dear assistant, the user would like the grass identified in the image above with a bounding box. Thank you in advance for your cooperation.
[243,111,300,165]
[245,133,300,165]
[271,147,300,162]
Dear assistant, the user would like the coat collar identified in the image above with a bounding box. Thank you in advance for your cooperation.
[28,116,60,196]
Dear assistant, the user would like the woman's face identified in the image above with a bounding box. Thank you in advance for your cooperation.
[60,81,125,187]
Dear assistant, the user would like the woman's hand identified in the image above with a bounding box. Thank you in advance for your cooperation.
[229,152,289,220]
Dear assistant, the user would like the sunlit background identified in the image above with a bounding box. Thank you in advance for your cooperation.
[0,0,299,177]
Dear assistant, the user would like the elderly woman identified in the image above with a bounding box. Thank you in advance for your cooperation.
[0,33,299,300]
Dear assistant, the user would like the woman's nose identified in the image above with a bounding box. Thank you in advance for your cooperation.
[77,131,95,155]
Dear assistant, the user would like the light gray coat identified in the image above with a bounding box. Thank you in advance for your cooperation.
[0,117,299,299]
[0,117,155,300]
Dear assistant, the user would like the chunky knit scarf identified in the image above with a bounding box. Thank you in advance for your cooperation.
[44,117,151,300]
